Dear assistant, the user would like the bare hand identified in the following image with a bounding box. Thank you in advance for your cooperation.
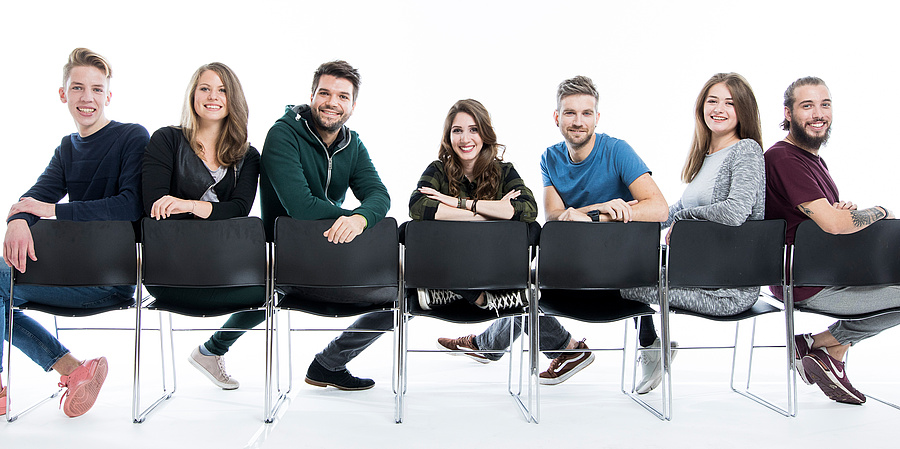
[833,201,857,211]
[597,199,638,223]
[558,207,591,222]
[151,195,193,220]
[418,187,460,208]
[4,219,36,272]
[323,214,366,244]
[500,189,521,202]
[7,197,55,219]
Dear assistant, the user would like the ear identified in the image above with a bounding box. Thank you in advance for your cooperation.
[784,105,791,122]
[59,87,67,103]
[106,90,112,106]
[553,109,559,127]
[593,111,600,125]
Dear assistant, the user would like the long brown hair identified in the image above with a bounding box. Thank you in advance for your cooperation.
[181,62,249,167]
[439,99,505,200]
[682,73,762,183]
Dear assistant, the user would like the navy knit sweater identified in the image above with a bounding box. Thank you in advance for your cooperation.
[8,121,149,225]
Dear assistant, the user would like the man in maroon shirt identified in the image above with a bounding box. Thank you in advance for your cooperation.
[765,76,899,405]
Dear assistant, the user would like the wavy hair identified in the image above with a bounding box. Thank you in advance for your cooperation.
[682,73,762,183]
[180,62,249,167]
[439,99,505,200]
[62,47,112,86]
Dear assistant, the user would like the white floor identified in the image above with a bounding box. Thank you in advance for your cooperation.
[3,308,897,449]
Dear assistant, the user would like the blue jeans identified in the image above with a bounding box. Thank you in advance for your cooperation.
[475,316,572,361]
[0,261,134,373]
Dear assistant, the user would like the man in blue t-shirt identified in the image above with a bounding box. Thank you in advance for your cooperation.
[1,48,149,418]
[438,76,667,386]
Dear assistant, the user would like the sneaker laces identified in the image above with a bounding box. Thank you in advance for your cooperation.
[548,338,587,369]
[485,290,527,316]
[428,289,462,307]
[215,356,232,381]
[58,375,73,409]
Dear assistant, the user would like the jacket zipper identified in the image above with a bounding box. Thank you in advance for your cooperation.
[300,114,350,205]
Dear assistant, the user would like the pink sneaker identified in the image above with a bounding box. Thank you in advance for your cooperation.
[58,357,108,417]
[1,386,7,416]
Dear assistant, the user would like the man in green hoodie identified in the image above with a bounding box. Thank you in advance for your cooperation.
[260,60,391,390]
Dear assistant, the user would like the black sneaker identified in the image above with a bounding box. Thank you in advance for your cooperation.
[305,359,375,391]
[417,289,462,310]
[484,290,527,313]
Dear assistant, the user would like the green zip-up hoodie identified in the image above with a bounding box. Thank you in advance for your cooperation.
[259,104,390,239]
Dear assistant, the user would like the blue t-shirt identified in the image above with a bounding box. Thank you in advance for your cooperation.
[540,133,650,208]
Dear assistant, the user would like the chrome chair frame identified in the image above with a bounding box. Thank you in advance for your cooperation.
[269,217,401,423]
[132,217,272,423]
[398,220,535,423]
[5,220,139,422]
[788,219,900,411]
[662,220,792,418]
[533,221,661,422]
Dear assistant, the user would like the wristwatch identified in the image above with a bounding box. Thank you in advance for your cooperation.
[587,210,601,222]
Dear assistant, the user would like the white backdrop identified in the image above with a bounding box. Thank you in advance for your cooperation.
[1,0,897,223]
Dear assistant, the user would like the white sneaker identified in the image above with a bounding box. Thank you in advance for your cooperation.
[189,346,240,390]
[635,338,678,395]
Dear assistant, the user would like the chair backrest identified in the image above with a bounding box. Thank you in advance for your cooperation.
[792,219,900,287]
[274,217,399,288]
[404,220,529,290]
[141,217,267,287]
[667,220,785,289]
[16,220,137,287]
[538,221,660,290]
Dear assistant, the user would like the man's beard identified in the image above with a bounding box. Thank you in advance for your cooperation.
[790,116,831,150]
[311,107,347,134]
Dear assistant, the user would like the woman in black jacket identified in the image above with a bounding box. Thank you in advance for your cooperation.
[142,62,260,390]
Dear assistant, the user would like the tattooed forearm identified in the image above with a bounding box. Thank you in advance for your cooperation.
[850,207,886,228]
[800,205,814,216]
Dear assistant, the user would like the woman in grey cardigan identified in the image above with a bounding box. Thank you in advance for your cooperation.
[622,72,765,393]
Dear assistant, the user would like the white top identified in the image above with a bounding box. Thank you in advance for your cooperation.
[680,145,733,209]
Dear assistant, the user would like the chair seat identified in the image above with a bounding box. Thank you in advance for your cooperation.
[672,297,781,322]
[17,299,135,317]
[539,289,655,323]
[795,304,900,321]
[144,299,265,318]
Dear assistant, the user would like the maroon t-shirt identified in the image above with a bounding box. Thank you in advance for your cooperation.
[764,140,839,301]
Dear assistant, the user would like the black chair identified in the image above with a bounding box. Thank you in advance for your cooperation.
[664,219,790,418]
[5,220,138,422]
[133,217,272,423]
[399,220,535,423]
[789,219,900,410]
[534,221,659,422]
[270,217,400,422]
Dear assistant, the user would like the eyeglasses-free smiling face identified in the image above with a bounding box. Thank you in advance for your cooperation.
[703,82,738,139]
[59,65,111,137]
[449,112,483,166]
[554,94,599,150]
[193,70,228,124]
[310,74,356,134]
[787,84,832,150]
